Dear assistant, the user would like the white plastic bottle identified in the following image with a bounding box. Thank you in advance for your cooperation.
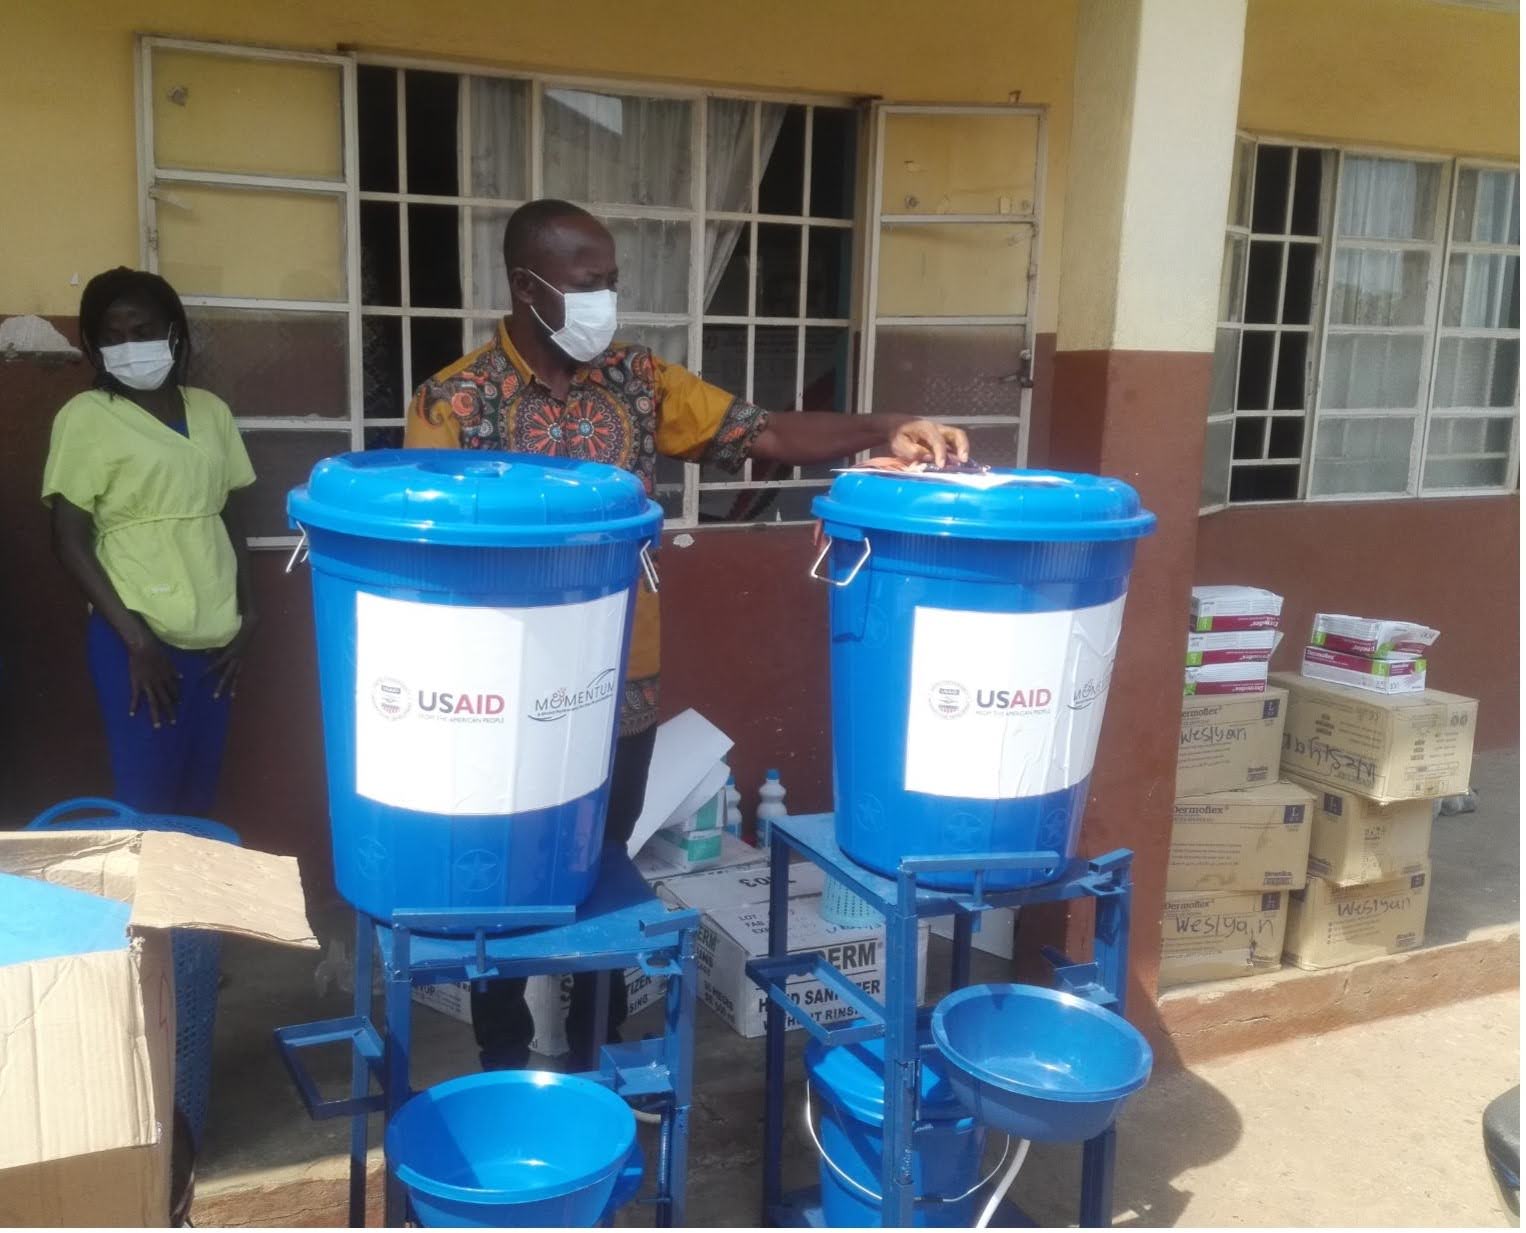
[756,769,787,848]
[724,774,744,839]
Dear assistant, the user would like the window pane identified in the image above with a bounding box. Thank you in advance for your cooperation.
[360,202,402,306]
[1432,337,1520,409]
[405,71,459,197]
[1244,241,1283,324]
[1200,418,1232,507]
[357,66,399,193]
[1424,455,1510,490]
[881,113,1039,217]
[756,224,802,317]
[1319,333,1425,409]
[1282,244,1317,325]
[811,108,858,220]
[1267,416,1304,460]
[408,204,463,309]
[469,209,511,310]
[653,453,686,520]
[411,317,467,391]
[961,423,1020,469]
[1228,138,1253,229]
[704,221,750,316]
[1209,328,1239,416]
[753,325,800,410]
[1272,331,1309,410]
[876,223,1031,317]
[543,90,692,207]
[1237,330,1273,411]
[620,324,688,365]
[707,99,754,212]
[1444,253,1520,329]
[1233,416,1266,460]
[758,105,807,216]
[1309,415,1415,496]
[1220,236,1247,323]
[806,227,852,319]
[362,316,403,420]
[607,217,690,315]
[1289,149,1326,237]
[469,77,530,199]
[157,186,345,301]
[871,325,1025,418]
[1329,248,1429,327]
[1251,145,1292,234]
[244,430,351,537]
[1337,156,1440,241]
[803,327,853,413]
[152,49,343,179]
[1230,464,1300,502]
[1426,414,1514,460]
[188,308,348,418]
[700,324,748,398]
[1453,167,1519,245]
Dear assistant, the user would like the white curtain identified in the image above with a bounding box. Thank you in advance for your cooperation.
[465,85,785,335]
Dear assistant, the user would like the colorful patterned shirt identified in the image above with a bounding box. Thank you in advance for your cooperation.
[404,319,769,735]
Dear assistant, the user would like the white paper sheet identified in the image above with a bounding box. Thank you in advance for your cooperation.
[626,709,735,857]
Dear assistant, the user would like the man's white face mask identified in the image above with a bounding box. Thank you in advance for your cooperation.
[525,269,618,363]
[100,333,177,391]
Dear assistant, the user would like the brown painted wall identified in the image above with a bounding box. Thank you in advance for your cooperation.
[1195,496,1520,748]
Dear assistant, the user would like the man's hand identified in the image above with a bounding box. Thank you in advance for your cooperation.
[888,418,970,469]
[206,614,259,701]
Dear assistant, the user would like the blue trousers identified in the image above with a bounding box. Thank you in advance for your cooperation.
[87,612,232,816]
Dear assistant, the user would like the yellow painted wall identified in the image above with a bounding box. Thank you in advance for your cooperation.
[1240,0,1518,158]
[0,0,1078,320]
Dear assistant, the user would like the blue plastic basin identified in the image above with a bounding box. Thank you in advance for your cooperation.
[386,1071,636,1227]
[930,984,1152,1142]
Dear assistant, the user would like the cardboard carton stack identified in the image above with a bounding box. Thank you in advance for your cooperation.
[1301,613,1440,696]
[1273,667,1478,970]
[1184,586,1283,696]
[1164,587,1302,990]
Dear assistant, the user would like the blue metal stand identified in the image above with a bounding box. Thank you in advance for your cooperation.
[274,852,700,1228]
[746,814,1134,1229]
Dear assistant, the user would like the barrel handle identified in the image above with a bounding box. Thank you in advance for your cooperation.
[285,526,310,574]
[802,1085,1012,1206]
[639,542,660,594]
[808,535,872,589]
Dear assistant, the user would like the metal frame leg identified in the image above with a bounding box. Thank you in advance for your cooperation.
[951,910,973,992]
[591,970,611,1069]
[761,835,792,1220]
[662,926,696,1228]
[1080,1127,1118,1227]
[382,927,414,1228]
[880,872,921,1227]
[1079,871,1132,1228]
[348,914,374,1229]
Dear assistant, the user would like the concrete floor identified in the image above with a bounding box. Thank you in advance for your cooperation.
[195,750,1521,1226]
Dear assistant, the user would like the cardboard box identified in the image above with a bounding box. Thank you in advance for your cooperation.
[1271,673,1478,803]
[1168,781,1315,892]
[1311,613,1439,660]
[648,825,723,871]
[634,830,765,883]
[1301,645,1427,695]
[1184,661,1270,696]
[1189,586,1284,631]
[1186,628,1278,665]
[931,908,1017,959]
[1158,889,1286,990]
[1286,775,1433,886]
[1285,866,1431,970]
[1177,687,1289,797]
[0,830,316,1226]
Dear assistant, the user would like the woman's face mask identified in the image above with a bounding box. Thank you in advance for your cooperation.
[524,269,618,363]
[99,331,176,391]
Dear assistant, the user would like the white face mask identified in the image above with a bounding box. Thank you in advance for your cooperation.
[99,337,176,391]
[525,269,618,363]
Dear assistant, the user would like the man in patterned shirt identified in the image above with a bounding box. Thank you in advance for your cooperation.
[405,199,966,1070]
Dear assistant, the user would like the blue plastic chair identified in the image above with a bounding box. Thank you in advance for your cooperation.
[27,797,240,1147]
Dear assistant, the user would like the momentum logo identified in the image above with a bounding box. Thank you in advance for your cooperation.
[530,667,618,722]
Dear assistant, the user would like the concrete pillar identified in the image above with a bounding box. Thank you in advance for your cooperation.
[1025,0,1248,1024]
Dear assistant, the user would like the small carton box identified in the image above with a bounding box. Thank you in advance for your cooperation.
[1186,628,1278,666]
[1301,645,1427,695]
[1271,673,1478,803]
[1286,775,1434,886]
[1184,660,1270,696]
[1189,586,1284,632]
[931,908,1018,959]
[1284,865,1431,970]
[1158,888,1286,990]
[0,830,317,1226]
[1177,687,1289,798]
[1311,614,1439,660]
[1168,780,1315,892]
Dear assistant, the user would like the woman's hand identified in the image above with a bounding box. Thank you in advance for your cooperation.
[888,419,970,468]
[125,623,181,728]
[207,614,259,701]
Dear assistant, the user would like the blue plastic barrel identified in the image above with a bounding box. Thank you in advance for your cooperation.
[813,469,1155,890]
[288,450,662,926]
[27,797,240,1146]
[386,1071,637,1227]
[805,1034,986,1227]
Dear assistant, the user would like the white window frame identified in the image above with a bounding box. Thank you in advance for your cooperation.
[861,103,1047,467]
[136,35,361,548]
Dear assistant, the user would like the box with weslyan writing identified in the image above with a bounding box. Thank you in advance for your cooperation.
[1285,774,1433,886]
[1284,865,1431,970]
[1168,780,1314,892]
[1158,889,1286,990]
[1271,673,1477,803]
[1177,687,1288,797]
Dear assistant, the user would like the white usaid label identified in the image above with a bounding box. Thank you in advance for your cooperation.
[905,597,1126,800]
[354,590,627,815]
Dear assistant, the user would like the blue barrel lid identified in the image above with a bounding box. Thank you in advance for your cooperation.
[805,1033,969,1126]
[288,449,663,548]
[813,468,1155,543]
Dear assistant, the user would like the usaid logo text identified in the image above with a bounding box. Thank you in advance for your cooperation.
[929,680,1055,718]
[370,677,505,722]
[530,667,618,722]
